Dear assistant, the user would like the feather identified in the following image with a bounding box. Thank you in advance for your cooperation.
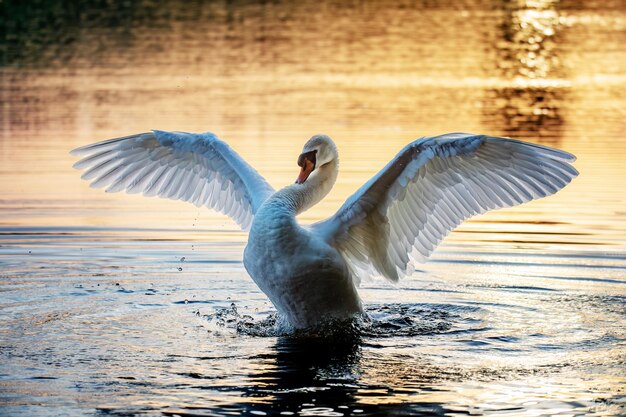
[71,130,274,231]
[312,133,578,283]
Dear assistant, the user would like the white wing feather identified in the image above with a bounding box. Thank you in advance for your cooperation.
[71,130,274,231]
[313,133,578,283]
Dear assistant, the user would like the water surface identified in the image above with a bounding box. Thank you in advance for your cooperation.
[1,1,625,416]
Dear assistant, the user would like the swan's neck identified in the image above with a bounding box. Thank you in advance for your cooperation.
[271,159,338,216]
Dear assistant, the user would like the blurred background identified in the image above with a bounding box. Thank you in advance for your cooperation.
[1,1,625,416]
[1,0,625,238]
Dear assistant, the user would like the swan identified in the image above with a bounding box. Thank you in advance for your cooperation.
[71,131,578,330]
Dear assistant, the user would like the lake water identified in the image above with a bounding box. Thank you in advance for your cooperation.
[1,1,625,416]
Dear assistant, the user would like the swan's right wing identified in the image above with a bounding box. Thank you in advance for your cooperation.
[71,130,275,231]
[312,133,578,283]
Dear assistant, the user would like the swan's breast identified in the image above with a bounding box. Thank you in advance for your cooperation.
[243,194,362,329]
[244,202,321,282]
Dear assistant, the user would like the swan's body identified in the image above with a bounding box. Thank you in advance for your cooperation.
[245,153,362,329]
[245,191,362,328]
[72,131,578,330]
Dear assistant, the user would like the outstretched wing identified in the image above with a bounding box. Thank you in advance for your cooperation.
[71,130,274,231]
[312,133,578,283]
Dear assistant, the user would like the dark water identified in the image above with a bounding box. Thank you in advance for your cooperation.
[1,1,626,416]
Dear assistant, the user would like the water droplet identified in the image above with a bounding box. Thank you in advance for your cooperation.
[184,299,189,304]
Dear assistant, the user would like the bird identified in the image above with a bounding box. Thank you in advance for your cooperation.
[71,131,578,330]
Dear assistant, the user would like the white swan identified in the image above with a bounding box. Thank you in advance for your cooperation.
[71,131,578,329]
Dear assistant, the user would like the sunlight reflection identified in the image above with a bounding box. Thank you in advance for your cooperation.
[482,0,568,143]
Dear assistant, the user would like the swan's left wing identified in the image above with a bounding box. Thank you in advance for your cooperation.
[71,130,274,231]
[312,133,578,283]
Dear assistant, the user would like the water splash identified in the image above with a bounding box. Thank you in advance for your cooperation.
[201,303,465,339]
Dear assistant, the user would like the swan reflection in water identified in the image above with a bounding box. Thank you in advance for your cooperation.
[236,325,455,416]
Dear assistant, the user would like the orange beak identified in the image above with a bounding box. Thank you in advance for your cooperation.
[296,159,314,184]
[295,150,317,184]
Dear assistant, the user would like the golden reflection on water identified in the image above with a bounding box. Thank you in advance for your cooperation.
[0,1,624,246]
[484,0,567,142]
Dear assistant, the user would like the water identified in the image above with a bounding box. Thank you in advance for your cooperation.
[1,1,625,416]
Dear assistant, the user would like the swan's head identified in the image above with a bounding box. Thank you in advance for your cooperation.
[295,134,338,184]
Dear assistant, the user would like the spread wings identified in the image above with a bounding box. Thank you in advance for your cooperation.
[312,133,578,283]
[71,130,274,231]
